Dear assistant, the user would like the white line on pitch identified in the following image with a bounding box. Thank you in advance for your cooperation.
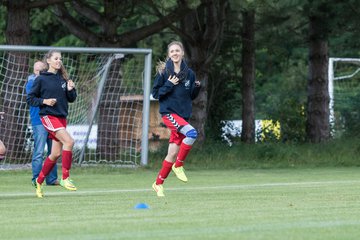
[1,180,360,198]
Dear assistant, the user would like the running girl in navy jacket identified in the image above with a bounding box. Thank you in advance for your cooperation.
[152,41,201,197]
[27,50,77,198]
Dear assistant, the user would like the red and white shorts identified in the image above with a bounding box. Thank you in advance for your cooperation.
[162,113,189,145]
[40,115,67,141]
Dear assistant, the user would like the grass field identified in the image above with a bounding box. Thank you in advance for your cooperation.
[1,167,360,240]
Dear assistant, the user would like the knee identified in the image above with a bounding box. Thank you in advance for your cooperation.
[169,149,178,159]
[186,129,198,139]
[64,138,75,149]
[183,129,198,145]
[50,152,61,160]
[0,143,6,156]
[49,148,61,160]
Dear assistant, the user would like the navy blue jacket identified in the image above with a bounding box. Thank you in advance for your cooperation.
[26,71,77,118]
[152,60,200,119]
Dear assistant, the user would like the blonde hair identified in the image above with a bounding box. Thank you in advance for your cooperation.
[156,41,185,74]
[43,50,70,81]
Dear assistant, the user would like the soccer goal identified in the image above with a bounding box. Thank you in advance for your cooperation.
[0,45,152,167]
[328,57,360,137]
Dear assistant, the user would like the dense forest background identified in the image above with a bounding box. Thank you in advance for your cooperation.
[0,0,359,146]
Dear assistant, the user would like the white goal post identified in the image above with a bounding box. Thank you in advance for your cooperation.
[328,57,360,133]
[0,45,152,167]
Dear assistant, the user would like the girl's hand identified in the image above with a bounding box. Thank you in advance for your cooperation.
[43,98,57,106]
[67,80,75,91]
[168,75,179,85]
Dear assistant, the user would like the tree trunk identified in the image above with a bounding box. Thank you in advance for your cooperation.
[180,0,228,144]
[97,59,123,161]
[306,15,330,142]
[4,0,31,45]
[51,1,198,156]
[0,0,31,162]
[190,69,208,144]
[241,10,256,143]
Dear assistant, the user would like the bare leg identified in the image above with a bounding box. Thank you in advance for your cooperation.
[164,143,180,163]
[0,139,6,160]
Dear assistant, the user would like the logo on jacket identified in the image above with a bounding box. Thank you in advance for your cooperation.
[62,82,67,91]
[184,79,190,89]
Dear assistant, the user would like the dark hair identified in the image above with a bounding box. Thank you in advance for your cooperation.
[43,50,70,81]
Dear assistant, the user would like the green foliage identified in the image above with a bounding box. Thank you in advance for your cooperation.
[1,0,360,144]
[206,60,242,141]
[150,0,200,11]
[333,75,360,138]
[257,58,308,142]
[52,35,86,47]
[205,5,242,140]
[0,5,6,44]
[207,0,310,142]
[148,136,360,170]
[30,8,75,46]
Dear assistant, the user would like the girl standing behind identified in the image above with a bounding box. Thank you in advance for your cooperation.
[27,50,77,198]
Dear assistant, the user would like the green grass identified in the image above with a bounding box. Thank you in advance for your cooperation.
[154,138,360,169]
[1,167,360,239]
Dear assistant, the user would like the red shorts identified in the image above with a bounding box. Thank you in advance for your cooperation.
[162,114,189,145]
[40,115,67,142]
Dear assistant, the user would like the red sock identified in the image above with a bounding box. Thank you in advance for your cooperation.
[37,157,57,184]
[175,142,192,167]
[156,160,173,185]
[62,150,72,180]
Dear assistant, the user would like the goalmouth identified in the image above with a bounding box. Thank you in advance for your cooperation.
[0,45,152,167]
[328,57,360,136]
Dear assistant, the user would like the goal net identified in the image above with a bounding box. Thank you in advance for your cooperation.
[0,45,152,167]
[328,57,360,138]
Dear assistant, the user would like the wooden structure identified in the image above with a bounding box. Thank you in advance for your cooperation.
[119,95,170,151]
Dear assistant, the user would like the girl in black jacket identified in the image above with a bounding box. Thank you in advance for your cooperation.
[27,50,77,198]
[152,41,201,197]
